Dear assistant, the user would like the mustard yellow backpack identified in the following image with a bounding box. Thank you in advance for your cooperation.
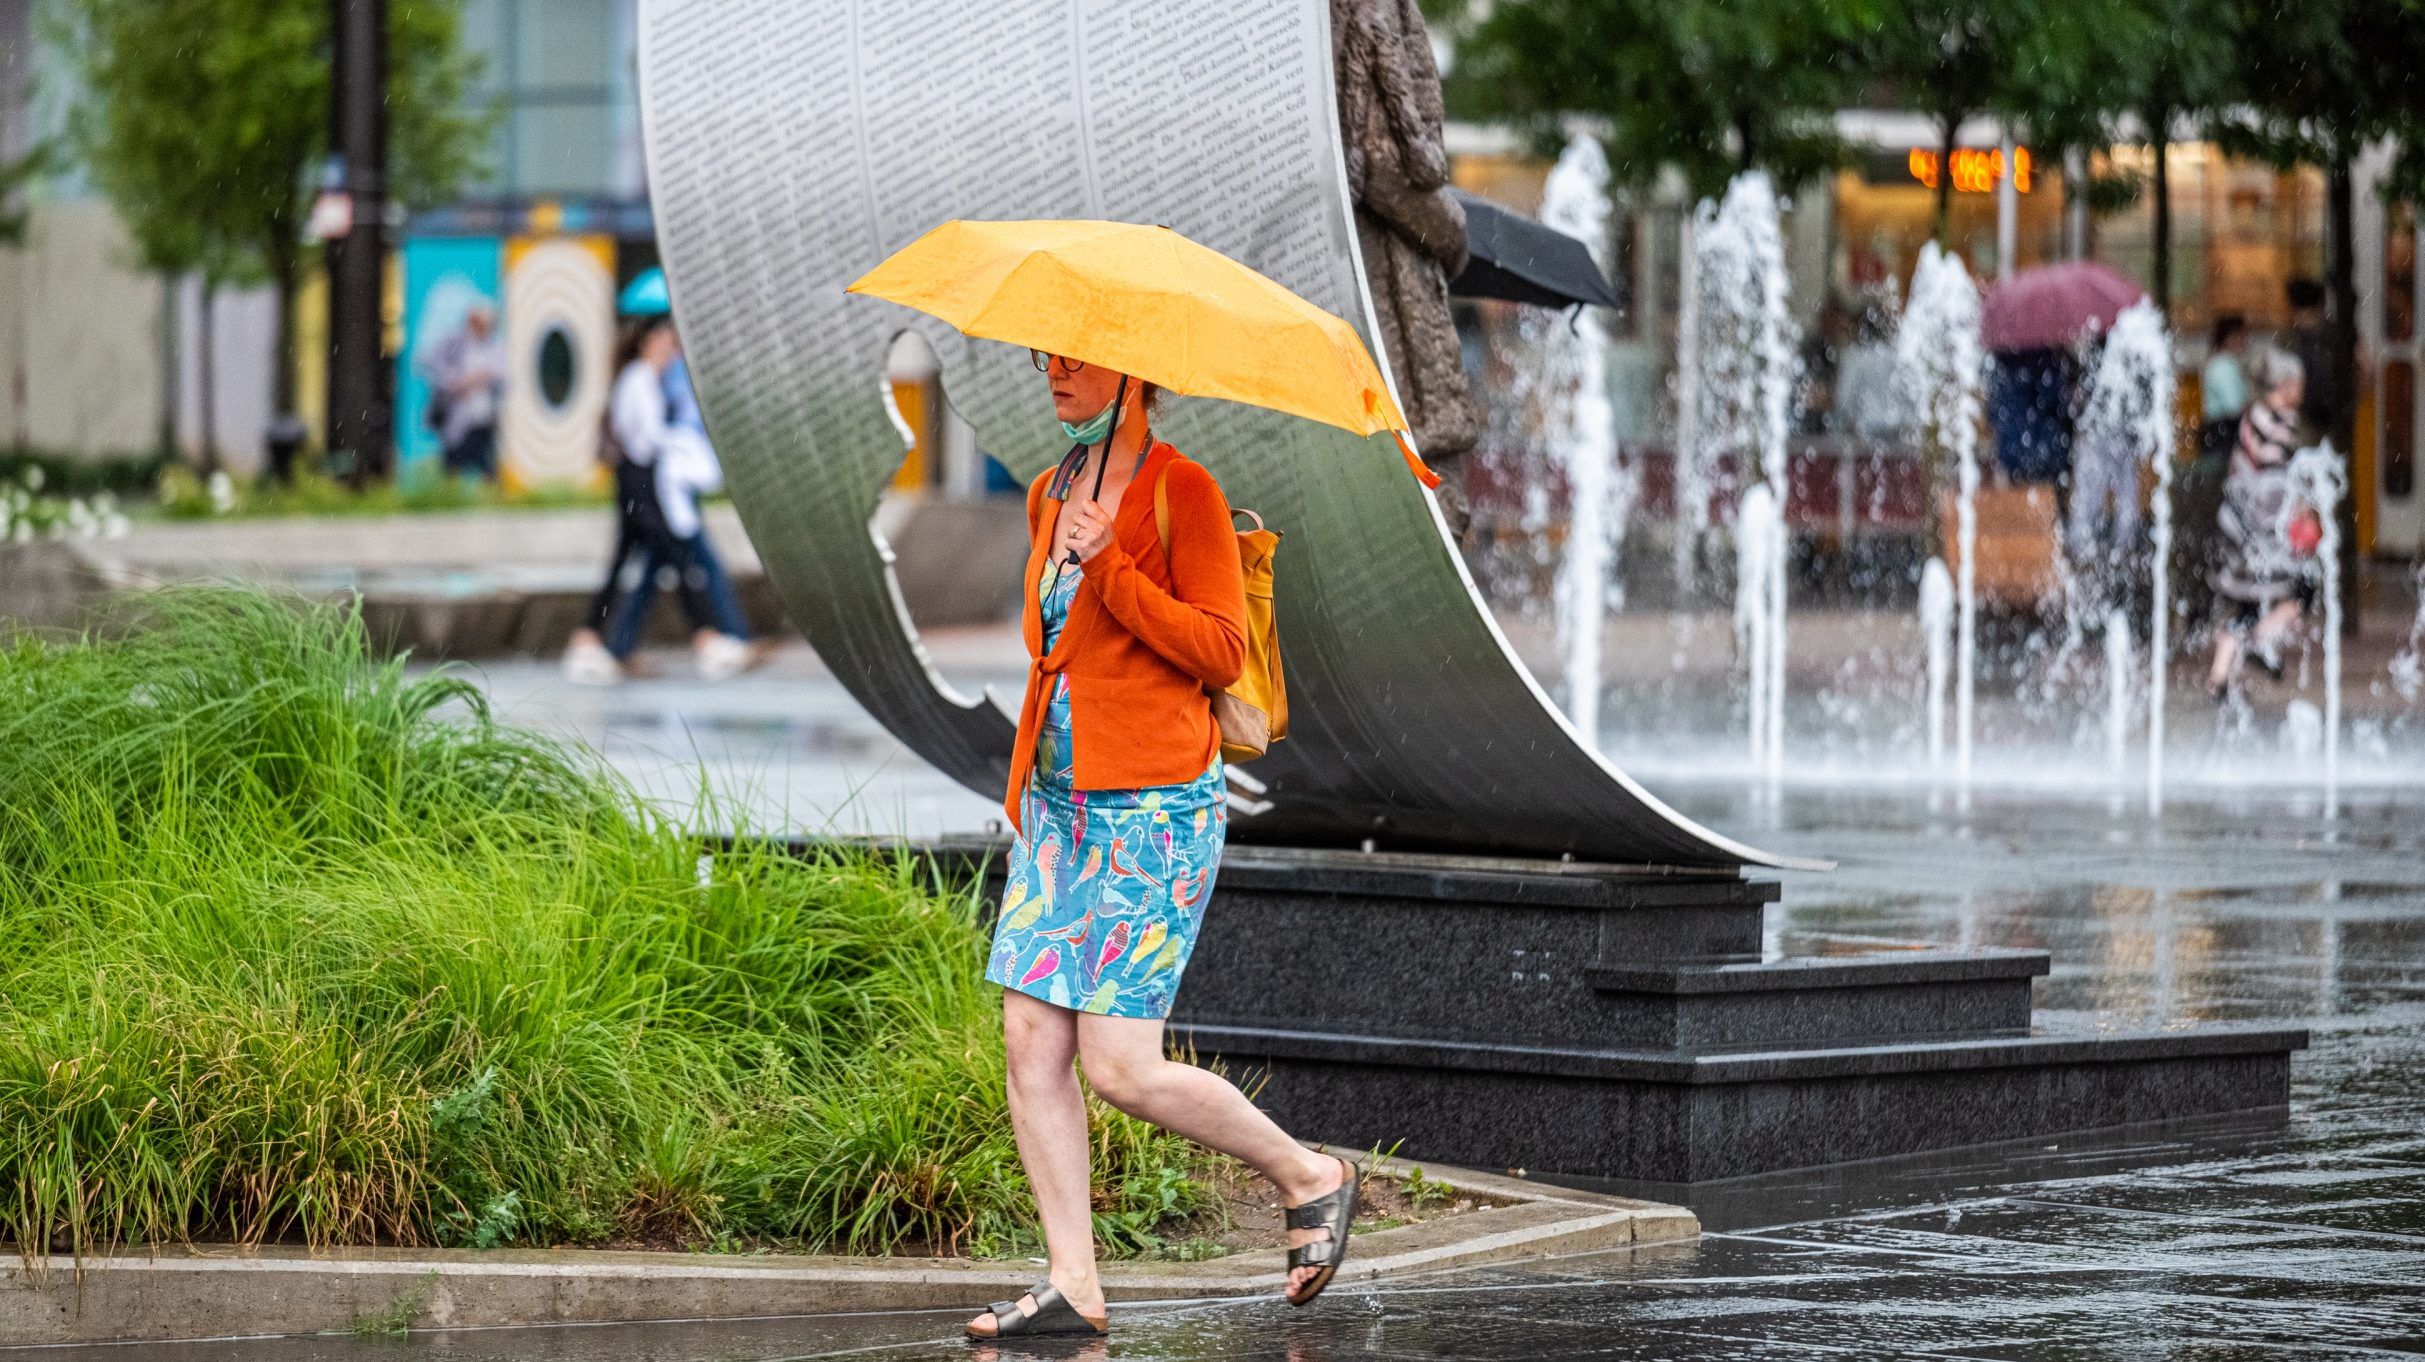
[1155,470,1286,764]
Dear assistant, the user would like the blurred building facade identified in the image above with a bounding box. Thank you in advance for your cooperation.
[0,0,2411,551]
[0,0,179,464]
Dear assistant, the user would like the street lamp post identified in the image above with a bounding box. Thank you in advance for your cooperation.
[325,0,390,485]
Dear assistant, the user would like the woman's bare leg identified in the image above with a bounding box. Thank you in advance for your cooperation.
[968,991,1102,1335]
[1076,1014,1345,1300]
[2208,630,2242,693]
[2253,599,2303,655]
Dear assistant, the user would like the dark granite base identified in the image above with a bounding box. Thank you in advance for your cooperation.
[1170,1026,2295,1182]
[878,837,2310,1182]
[1582,952,2046,1048]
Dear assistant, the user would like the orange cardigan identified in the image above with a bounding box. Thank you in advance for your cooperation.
[1004,440,1248,833]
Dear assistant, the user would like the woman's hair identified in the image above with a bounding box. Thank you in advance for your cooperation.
[611,315,672,373]
[2255,346,2304,392]
[1138,381,1164,416]
[2210,313,2246,349]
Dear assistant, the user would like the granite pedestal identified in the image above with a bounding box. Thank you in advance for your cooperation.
[907,839,2307,1183]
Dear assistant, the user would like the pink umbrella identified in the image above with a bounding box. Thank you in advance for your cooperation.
[1981,261,2148,353]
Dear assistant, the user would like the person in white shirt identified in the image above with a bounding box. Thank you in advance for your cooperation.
[2198,314,2251,461]
[420,303,503,480]
[563,316,761,683]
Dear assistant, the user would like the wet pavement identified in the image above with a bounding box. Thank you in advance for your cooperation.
[50,656,2422,1360]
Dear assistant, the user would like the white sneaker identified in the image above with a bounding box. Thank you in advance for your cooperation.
[695,633,754,682]
[562,639,622,686]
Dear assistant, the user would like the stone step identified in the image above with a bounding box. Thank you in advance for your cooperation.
[1580,949,2049,1048]
[860,836,2308,1184]
[1172,1019,2308,1182]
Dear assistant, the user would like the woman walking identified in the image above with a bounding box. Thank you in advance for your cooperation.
[963,351,1355,1340]
[563,316,756,684]
[2206,348,2319,699]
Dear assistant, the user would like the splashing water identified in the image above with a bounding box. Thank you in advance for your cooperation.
[1894,243,1984,792]
[2146,407,2177,812]
[1672,205,1709,590]
[2068,300,2177,806]
[2391,564,2425,703]
[1532,137,1637,750]
[1458,165,2425,803]
[2104,607,2133,778]
[2284,698,2324,760]
[1920,557,1954,768]
[1736,483,1784,777]
[1692,173,1796,781]
[2287,443,2346,816]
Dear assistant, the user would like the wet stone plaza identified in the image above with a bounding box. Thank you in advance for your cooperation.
[27,651,2415,1362]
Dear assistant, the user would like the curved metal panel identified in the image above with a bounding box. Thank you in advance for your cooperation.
[637,0,1801,870]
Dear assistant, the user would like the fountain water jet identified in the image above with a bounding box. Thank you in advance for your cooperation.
[1530,137,1635,749]
[1672,206,1710,591]
[1735,483,1783,776]
[1895,243,1984,792]
[2104,607,2132,777]
[1920,557,1954,767]
[2288,442,2346,816]
[2070,299,2177,803]
[2148,425,2176,814]
[1691,173,1796,781]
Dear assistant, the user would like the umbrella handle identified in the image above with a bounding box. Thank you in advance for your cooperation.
[1084,374,1131,505]
[1050,374,1133,587]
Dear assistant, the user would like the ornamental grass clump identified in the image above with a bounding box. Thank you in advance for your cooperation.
[0,591,1206,1257]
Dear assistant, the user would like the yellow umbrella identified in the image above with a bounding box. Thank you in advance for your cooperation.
[844,218,1439,487]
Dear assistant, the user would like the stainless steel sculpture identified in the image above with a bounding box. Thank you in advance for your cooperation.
[637,0,1798,869]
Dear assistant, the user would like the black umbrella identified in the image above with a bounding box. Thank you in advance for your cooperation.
[1447,189,1620,312]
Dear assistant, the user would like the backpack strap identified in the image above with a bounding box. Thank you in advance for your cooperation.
[1159,467,1262,551]
[1154,466,1172,559]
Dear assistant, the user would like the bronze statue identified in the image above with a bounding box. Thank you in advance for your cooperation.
[1333,0,1482,527]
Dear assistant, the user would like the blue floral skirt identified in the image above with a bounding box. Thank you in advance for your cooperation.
[986,565,1227,1018]
[987,721,1227,1018]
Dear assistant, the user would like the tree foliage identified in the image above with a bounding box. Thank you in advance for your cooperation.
[1446,0,1876,198]
[1857,0,2076,239]
[2211,0,2425,194]
[59,0,493,411]
[2207,0,2425,478]
[1989,0,2245,311]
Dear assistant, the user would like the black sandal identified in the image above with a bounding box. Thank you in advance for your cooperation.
[966,1282,1109,1340]
[1283,1156,1359,1307]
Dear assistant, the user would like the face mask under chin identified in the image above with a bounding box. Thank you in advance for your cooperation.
[1060,398,1118,446]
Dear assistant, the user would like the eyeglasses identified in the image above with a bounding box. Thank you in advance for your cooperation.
[1030,350,1085,375]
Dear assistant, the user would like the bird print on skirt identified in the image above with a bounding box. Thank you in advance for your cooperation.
[987,560,1227,1018]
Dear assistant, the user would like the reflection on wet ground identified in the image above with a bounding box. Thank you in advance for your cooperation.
[115,658,2417,1360]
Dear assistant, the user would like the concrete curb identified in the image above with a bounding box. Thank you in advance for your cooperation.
[0,1151,1693,1346]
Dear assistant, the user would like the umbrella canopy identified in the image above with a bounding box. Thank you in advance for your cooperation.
[845,218,1436,486]
[619,267,671,316]
[1981,261,2146,353]
[1449,190,1619,311]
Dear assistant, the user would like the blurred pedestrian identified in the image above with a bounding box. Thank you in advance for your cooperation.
[562,316,753,684]
[2284,278,2336,435]
[2206,348,2320,699]
[1796,294,1853,435]
[604,355,765,680]
[667,350,704,431]
[1988,346,2076,484]
[2066,340,2150,612]
[2199,313,2251,461]
[420,301,503,480]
